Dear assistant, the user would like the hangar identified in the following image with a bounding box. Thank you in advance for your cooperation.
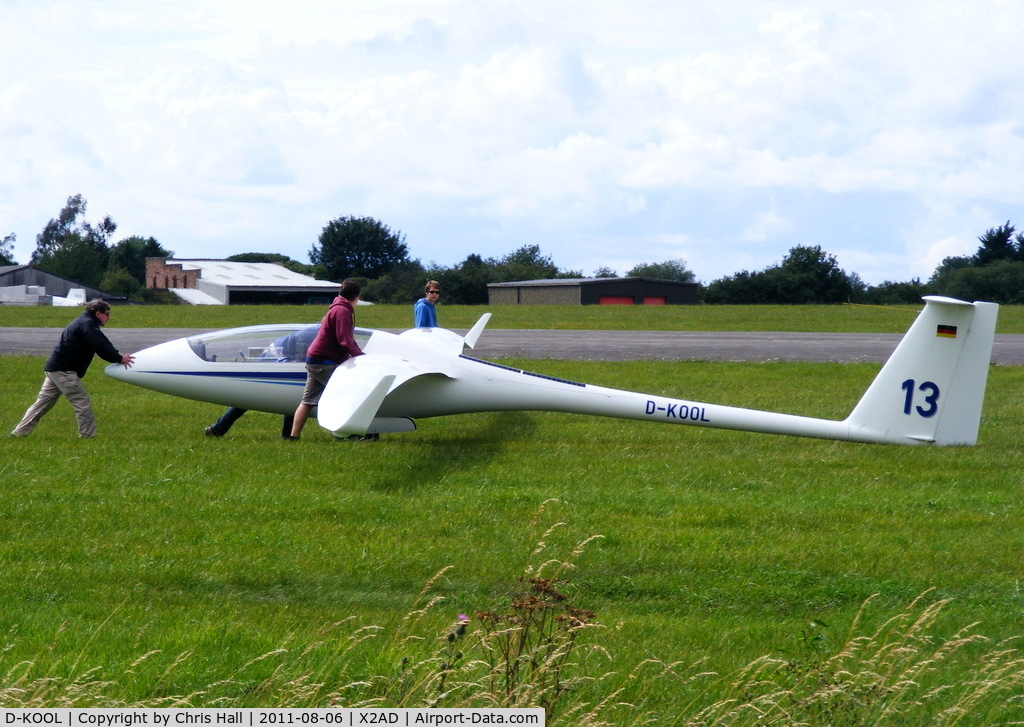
[488,277,699,306]
[146,258,340,305]
[0,265,123,305]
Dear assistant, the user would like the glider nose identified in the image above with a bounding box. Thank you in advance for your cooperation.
[104,337,187,382]
[104,361,127,380]
[104,351,146,382]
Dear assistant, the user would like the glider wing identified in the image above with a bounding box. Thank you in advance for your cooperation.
[315,355,445,435]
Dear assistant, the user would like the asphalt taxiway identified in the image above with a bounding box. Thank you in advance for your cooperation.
[3,327,1024,364]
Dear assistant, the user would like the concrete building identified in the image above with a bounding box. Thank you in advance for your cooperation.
[488,277,699,306]
[146,258,340,305]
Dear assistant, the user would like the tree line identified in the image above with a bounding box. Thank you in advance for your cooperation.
[2,195,175,303]
[5,194,1024,305]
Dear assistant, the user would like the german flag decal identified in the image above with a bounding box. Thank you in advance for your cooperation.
[937,324,958,338]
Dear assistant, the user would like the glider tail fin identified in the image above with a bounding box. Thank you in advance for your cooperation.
[845,296,998,445]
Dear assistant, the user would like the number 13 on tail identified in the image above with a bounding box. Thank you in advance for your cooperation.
[902,379,939,418]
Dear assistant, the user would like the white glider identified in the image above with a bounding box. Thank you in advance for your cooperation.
[104,296,998,445]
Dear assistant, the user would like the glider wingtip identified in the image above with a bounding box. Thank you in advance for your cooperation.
[317,373,397,435]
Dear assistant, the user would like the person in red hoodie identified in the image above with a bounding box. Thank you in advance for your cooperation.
[286,278,364,440]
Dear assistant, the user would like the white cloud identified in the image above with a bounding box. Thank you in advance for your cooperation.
[740,206,793,243]
[1,0,1022,285]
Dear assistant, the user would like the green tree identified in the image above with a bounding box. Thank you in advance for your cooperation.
[972,221,1023,266]
[430,254,494,305]
[706,245,864,304]
[626,259,696,283]
[592,266,617,278]
[705,269,771,304]
[863,279,928,305]
[39,233,110,287]
[933,260,1024,304]
[776,244,865,303]
[1,233,16,265]
[929,255,973,285]
[487,245,578,282]
[927,222,1024,303]
[99,267,142,298]
[363,258,428,304]
[310,216,410,281]
[108,236,174,287]
[228,252,294,264]
[31,194,115,287]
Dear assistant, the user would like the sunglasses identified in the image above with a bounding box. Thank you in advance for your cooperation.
[428,290,441,295]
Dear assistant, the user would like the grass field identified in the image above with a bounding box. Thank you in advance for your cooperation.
[1,305,1023,721]
[4,301,1024,333]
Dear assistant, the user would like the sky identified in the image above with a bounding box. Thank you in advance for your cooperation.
[2,0,1022,286]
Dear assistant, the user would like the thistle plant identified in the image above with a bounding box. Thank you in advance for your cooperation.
[430,613,470,706]
[366,523,607,721]
[1,524,1022,724]
[474,575,597,713]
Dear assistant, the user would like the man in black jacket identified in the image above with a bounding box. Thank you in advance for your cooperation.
[11,299,135,438]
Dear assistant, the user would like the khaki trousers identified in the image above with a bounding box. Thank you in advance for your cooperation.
[11,371,97,438]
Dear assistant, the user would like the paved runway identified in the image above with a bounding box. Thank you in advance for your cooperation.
[4,326,1024,364]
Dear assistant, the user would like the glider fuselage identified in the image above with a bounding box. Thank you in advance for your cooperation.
[105,297,1000,446]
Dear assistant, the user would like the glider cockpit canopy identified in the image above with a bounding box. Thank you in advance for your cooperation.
[186,324,374,364]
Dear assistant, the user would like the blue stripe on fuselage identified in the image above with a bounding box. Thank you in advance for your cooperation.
[150,370,307,385]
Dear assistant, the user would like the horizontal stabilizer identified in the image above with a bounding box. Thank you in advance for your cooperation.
[390,313,491,357]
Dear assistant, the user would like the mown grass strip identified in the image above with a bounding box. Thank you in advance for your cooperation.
[5,302,1024,333]
[1,353,1022,718]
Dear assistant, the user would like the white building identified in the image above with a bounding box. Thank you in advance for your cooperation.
[146,258,340,305]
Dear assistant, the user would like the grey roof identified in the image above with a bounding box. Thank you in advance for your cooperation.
[488,277,610,287]
[169,288,224,305]
[0,265,123,300]
[171,260,339,289]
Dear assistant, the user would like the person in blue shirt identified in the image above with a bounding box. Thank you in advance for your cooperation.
[413,281,441,328]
